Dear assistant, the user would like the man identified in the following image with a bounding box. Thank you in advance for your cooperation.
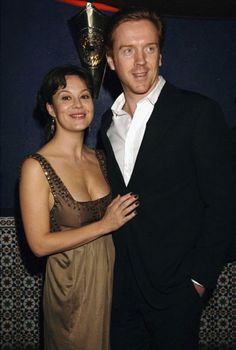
[98,7,236,350]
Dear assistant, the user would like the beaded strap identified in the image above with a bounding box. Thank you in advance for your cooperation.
[27,153,59,201]
[28,151,110,208]
[95,149,109,184]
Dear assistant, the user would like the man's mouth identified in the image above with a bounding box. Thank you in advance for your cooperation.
[133,71,148,79]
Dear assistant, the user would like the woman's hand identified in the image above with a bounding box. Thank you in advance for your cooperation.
[101,193,139,233]
[20,159,139,256]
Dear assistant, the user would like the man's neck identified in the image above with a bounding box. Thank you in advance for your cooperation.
[122,78,160,117]
[123,100,136,117]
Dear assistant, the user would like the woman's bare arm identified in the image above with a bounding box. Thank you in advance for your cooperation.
[19,158,138,257]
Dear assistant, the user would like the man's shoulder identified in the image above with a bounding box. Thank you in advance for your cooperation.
[164,81,218,102]
[162,81,221,110]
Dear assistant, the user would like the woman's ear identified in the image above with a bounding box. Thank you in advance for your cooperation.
[46,103,56,118]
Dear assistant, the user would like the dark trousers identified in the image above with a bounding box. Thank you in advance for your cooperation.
[110,259,204,350]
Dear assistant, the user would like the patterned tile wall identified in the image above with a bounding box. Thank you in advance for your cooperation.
[0,217,45,350]
[1,217,236,350]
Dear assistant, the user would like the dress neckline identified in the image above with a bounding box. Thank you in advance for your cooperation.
[34,150,111,204]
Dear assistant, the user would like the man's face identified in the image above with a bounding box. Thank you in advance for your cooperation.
[107,19,162,100]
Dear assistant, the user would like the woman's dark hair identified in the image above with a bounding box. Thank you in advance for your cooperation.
[34,65,94,141]
[105,7,164,54]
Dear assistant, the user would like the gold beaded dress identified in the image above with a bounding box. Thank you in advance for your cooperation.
[29,151,115,350]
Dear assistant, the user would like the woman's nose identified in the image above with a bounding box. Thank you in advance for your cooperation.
[73,98,83,107]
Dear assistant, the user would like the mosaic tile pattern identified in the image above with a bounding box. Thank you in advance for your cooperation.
[0,217,235,349]
[199,262,236,350]
[0,217,44,350]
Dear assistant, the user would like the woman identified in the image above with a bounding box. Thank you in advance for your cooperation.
[19,65,138,350]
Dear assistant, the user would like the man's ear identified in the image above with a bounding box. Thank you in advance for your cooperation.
[106,54,115,71]
[46,103,56,118]
[159,54,162,67]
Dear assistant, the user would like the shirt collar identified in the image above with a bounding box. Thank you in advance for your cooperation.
[111,75,166,117]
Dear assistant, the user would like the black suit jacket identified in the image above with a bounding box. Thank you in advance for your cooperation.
[99,82,236,307]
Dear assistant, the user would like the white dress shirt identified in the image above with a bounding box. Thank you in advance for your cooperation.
[107,76,166,186]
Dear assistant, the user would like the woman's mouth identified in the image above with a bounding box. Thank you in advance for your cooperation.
[69,113,86,119]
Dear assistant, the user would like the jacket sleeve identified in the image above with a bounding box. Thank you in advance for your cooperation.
[191,99,236,288]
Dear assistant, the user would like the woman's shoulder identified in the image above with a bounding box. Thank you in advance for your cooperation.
[21,145,50,176]
[21,155,44,178]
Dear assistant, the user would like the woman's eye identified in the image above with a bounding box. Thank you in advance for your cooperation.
[81,94,91,100]
[61,95,71,101]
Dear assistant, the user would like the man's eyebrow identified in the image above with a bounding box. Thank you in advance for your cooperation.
[119,42,158,49]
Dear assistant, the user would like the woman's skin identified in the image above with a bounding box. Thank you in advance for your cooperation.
[20,74,139,257]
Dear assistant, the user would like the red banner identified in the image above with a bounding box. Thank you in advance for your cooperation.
[56,0,119,12]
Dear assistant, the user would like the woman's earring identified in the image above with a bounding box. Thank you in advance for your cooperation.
[50,117,56,136]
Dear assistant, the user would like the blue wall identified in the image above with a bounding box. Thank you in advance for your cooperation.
[1,0,236,212]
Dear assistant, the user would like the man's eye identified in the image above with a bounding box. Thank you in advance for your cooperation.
[145,46,157,54]
[122,48,134,56]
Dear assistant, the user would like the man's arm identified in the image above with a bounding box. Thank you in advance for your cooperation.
[191,98,236,289]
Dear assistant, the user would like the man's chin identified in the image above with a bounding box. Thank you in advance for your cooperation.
[132,86,152,95]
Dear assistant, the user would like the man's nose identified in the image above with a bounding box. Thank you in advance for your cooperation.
[135,49,146,65]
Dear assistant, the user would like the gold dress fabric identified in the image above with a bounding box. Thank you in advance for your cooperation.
[29,151,115,350]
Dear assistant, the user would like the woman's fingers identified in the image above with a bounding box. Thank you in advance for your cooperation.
[119,193,138,205]
[102,193,139,232]
[113,194,139,221]
[122,201,139,216]
[107,194,120,207]
[117,194,139,213]
[123,209,138,223]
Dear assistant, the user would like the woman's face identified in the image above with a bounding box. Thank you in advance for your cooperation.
[47,75,94,134]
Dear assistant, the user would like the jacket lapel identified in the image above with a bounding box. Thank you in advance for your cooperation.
[101,82,179,189]
[127,82,179,187]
